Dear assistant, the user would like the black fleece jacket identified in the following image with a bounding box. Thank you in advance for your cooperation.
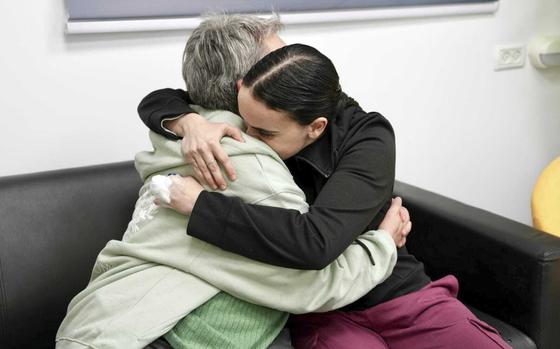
[138,89,430,310]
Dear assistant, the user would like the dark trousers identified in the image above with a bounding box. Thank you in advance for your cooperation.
[288,275,512,349]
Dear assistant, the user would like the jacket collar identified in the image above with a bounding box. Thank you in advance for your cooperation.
[293,128,334,178]
[289,94,362,179]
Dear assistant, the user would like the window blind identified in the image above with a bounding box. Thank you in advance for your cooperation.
[66,0,498,33]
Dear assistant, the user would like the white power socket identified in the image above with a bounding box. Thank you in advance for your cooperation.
[494,45,526,71]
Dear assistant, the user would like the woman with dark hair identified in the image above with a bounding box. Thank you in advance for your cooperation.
[237,43,341,160]
[140,43,511,349]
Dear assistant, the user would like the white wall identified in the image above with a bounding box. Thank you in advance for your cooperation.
[1,1,559,225]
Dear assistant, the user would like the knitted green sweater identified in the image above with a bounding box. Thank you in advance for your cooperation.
[165,292,287,349]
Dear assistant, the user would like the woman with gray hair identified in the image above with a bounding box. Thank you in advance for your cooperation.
[56,14,407,349]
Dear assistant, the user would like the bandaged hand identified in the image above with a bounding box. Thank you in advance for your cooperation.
[149,175,172,205]
[152,175,204,215]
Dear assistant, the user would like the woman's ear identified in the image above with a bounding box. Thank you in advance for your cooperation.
[236,79,243,91]
[307,117,328,140]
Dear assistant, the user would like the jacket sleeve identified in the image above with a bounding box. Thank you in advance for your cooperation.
[187,121,396,270]
[137,88,195,140]
[184,142,397,313]
[187,227,396,313]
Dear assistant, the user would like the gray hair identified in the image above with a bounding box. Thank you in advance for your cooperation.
[182,14,282,113]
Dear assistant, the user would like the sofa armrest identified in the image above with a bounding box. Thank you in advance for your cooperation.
[394,181,560,349]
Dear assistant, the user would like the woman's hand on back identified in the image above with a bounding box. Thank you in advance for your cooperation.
[379,197,412,248]
[166,113,245,190]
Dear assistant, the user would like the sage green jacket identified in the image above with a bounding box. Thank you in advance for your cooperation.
[56,106,397,349]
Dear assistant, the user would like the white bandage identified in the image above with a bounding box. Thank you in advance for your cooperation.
[149,175,173,205]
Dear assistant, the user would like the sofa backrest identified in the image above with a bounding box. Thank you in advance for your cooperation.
[0,161,142,349]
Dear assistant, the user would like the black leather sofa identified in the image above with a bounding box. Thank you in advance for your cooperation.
[1,161,559,349]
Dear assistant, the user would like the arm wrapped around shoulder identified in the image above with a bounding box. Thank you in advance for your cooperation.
[186,228,396,314]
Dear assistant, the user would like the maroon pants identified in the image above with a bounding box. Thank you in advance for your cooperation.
[288,275,512,349]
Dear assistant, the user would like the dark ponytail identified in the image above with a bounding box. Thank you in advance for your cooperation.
[242,44,342,125]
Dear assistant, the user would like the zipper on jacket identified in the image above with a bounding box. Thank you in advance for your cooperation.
[294,156,331,178]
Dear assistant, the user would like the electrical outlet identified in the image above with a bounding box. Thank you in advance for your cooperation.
[494,45,526,71]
